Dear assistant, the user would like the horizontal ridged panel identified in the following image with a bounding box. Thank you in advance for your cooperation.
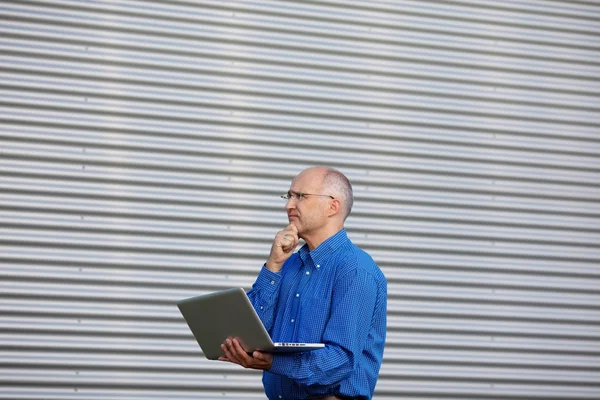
[1,0,599,399]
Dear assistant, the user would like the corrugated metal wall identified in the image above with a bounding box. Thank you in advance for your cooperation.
[1,0,599,399]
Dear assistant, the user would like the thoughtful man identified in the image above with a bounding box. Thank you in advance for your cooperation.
[220,166,387,400]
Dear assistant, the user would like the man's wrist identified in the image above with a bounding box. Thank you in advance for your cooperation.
[265,259,283,272]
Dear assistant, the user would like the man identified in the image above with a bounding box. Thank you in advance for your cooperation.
[220,167,387,400]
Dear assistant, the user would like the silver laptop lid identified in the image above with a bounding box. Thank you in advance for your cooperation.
[177,287,274,360]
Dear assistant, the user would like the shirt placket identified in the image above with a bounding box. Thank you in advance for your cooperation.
[288,258,314,340]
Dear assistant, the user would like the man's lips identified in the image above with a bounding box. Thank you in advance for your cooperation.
[288,215,298,219]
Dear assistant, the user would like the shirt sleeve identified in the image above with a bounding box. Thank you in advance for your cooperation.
[268,267,383,386]
[246,265,282,333]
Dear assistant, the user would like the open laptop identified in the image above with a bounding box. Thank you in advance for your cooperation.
[177,287,325,360]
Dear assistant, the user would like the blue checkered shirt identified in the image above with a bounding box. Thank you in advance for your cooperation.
[248,229,387,400]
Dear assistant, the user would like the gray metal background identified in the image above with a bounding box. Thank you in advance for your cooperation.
[1,0,600,399]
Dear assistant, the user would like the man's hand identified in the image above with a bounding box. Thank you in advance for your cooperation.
[218,338,273,370]
[265,224,299,272]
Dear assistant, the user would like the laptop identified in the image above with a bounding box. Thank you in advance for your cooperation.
[177,287,325,360]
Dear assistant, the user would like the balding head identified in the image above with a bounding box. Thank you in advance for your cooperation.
[295,166,353,220]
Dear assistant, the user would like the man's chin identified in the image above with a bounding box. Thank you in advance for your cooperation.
[288,220,303,234]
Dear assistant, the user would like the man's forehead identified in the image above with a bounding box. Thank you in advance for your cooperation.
[291,170,323,190]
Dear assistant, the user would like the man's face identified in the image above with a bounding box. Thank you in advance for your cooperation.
[285,170,330,238]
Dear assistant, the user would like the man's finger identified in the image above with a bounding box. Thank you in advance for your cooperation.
[221,343,234,361]
[232,338,250,358]
[231,339,254,367]
[222,339,243,363]
[281,237,295,252]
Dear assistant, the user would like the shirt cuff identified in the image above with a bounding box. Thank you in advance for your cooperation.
[253,264,282,292]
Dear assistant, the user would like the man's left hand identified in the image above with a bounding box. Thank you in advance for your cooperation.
[218,338,273,370]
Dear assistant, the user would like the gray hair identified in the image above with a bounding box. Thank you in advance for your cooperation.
[322,168,354,220]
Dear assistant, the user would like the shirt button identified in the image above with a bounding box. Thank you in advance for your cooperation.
[270,280,275,284]
[316,264,320,268]
[306,271,310,275]
[291,319,294,323]
[296,293,300,297]
[279,396,283,399]
[260,306,263,310]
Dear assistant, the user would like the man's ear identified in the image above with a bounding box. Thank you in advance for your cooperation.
[328,198,342,217]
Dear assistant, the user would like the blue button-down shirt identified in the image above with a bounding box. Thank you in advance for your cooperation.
[248,229,387,400]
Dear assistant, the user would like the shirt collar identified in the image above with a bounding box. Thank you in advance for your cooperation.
[298,228,349,267]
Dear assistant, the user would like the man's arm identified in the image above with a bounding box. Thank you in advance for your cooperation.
[219,224,299,368]
[246,265,283,332]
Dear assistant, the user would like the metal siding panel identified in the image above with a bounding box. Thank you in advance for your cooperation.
[1,0,599,399]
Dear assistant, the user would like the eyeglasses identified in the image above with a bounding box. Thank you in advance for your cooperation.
[281,191,334,201]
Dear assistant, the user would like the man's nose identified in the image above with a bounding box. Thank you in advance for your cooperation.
[285,198,295,211]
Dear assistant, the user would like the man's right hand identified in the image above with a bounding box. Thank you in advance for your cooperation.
[265,224,299,272]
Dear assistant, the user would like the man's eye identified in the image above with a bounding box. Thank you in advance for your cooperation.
[297,193,305,200]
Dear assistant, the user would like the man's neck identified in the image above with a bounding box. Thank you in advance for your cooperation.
[303,224,344,251]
